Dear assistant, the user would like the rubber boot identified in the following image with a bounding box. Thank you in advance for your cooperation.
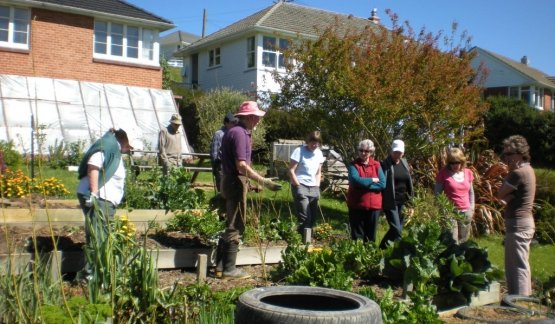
[222,242,250,279]
[214,238,225,278]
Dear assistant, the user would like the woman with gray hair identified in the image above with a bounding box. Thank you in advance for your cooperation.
[346,139,386,242]
[496,135,536,296]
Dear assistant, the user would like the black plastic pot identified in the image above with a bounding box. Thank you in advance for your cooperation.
[235,286,382,324]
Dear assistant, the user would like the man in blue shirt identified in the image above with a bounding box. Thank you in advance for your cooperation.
[210,112,237,192]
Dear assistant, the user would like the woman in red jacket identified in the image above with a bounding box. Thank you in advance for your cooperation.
[347,139,386,242]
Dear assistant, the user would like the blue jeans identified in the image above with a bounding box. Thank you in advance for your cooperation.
[292,184,320,234]
[380,203,404,248]
[348,208,380,242]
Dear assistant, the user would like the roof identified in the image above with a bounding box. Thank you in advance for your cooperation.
[160,30,200,46]
[473,47,555,89]
[17,0,174,29]
[180,2,378,54]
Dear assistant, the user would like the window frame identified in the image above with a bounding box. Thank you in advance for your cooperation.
[93,19,159,66]
[208,47,221,67]
[246,36,256,68]
[262,35,289,69]
[0,5,30,50]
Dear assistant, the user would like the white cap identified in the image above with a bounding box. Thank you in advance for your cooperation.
[392,140,405,153]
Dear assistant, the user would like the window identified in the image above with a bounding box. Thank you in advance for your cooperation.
[508,87,519,99]
[520,86,530,105]
[533,87,544,109]
[0,5,30,50]
[208,47,220,67]
[262,36,289,69]
[94,20,158,65]
[247,36,255,68]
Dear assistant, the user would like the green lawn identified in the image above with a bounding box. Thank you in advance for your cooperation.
[476,234,555,284]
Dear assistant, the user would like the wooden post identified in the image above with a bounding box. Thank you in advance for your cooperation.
[197,254,207,282]
[303,228,312,245]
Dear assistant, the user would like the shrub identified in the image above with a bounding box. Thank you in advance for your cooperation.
[535,201,555,244]
[191,88,248,153]
[0,140,22,169]
[484,96,555,167]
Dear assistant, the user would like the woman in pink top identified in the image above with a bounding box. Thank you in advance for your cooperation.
[434,147,475,243]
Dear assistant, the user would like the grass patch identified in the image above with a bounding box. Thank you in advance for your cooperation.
[474,234,555,284]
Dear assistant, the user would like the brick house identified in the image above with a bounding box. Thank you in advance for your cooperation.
[0,0,174,88]
[470,47,555,112]
[0,1,192,153]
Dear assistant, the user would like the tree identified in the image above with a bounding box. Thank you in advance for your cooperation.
[484,96,555,166]
[160,58,172,90]
[274,12,487,163]
[192,88,267,154]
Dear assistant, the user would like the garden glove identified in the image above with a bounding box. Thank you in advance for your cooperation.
[262,178,282,191]
[85,192,98,208]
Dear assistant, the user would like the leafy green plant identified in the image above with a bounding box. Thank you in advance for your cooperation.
[124,167,206,211]
[358,287,409,324]
[439,241,503,296]
[254,216,300,243]
[382,222,448,284]
[41,297,111,323]
[158,168,206,211]
[274,237,383,290]
[165,209,224,242]
[124,167,162,209]
[333,239,383,279]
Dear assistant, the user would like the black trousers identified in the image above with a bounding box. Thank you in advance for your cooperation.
[348,208,380,243]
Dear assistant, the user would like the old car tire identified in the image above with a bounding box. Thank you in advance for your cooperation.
[457,305,531,323]
[235,286,382,324]
[502,295,555,319]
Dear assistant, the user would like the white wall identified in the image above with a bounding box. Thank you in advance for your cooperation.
[198,39,256,92]
[471,50,532,88]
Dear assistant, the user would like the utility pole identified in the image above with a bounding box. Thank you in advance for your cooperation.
[202,9,206,38]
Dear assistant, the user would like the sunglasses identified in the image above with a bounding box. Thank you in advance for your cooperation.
[358,149,371,153]
[449,161,461,165]
[504,152,517,156]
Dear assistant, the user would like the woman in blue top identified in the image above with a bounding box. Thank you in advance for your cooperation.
[288,131,326,235]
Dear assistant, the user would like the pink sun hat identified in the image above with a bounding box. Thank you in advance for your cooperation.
[235,101,266,117]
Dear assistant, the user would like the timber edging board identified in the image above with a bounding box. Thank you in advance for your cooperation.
[0,246,286,273]
[0,209,174,224]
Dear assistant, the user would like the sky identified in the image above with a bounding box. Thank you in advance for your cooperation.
[131,0,555,76]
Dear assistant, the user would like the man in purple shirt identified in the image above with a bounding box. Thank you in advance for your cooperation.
[215,101,282,279]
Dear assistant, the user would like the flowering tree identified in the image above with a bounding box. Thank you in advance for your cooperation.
[274,12,487,163]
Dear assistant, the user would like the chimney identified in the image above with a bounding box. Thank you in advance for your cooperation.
[369,8,380,24]
[521,56,529,65]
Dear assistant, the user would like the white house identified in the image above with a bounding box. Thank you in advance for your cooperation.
[160,30,200,67]
[178,2,380,94]
[470,47,555,112]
